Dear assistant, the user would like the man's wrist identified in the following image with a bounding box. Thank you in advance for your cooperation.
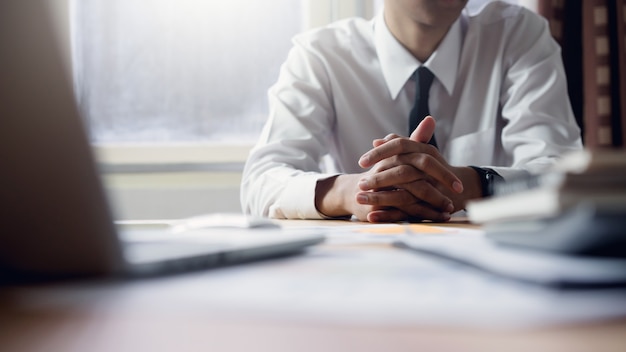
[468,166,503,197]
[315,174,354,219]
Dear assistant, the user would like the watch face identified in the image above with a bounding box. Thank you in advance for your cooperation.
[469,166,503,197]
[485,172,494,196]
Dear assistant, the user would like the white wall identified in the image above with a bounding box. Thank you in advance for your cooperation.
[94,144,249,220]
[104,172,243,220]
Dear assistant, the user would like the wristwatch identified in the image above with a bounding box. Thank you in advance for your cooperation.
[469,166,503,197]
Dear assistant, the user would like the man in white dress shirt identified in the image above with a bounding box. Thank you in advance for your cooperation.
[241,0,583,222]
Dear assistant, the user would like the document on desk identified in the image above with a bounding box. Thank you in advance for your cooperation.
[395,232,626,286]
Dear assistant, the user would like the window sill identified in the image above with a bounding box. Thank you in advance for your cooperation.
[93,142,253,174]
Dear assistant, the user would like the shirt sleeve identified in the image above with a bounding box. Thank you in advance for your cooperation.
[492,8,583,179]
[240,35,339,219]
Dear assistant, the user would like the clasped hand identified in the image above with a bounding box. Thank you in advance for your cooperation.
[356,116,464,223]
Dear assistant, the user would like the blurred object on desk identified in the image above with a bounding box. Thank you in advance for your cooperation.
[467,149,626,224]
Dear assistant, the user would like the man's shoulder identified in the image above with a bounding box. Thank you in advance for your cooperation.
[467,1,543,28]
[292,17,374,52]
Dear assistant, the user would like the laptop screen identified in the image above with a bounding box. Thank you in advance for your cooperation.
[0,1,124,278]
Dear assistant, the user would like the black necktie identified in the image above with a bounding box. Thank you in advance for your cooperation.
[408,66,437,147]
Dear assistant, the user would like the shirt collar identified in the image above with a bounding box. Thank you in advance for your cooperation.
[374,12,462,99]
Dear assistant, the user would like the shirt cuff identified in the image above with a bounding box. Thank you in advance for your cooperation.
[269,173,340,219]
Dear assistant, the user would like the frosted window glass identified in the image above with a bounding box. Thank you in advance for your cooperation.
[72,0,303,143]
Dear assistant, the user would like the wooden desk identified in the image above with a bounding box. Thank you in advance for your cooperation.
[1,219,625,352]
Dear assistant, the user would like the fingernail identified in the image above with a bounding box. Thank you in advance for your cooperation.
[358,178,369,189]
[357,194,368,203]
[441,212,451,221]
[453,181,464,193]
[359,155,369,166]
[446,202,454,213]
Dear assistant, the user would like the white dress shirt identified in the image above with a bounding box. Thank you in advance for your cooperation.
[241,1,583,219]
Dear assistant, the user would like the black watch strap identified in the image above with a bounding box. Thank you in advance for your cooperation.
[469,166,503,197]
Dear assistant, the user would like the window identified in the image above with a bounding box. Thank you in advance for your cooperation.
[72,0,304,144]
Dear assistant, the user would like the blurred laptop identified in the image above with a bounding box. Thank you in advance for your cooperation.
[0,1,323,280]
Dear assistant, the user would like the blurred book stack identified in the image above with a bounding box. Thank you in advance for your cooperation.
[467,149,626,224]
